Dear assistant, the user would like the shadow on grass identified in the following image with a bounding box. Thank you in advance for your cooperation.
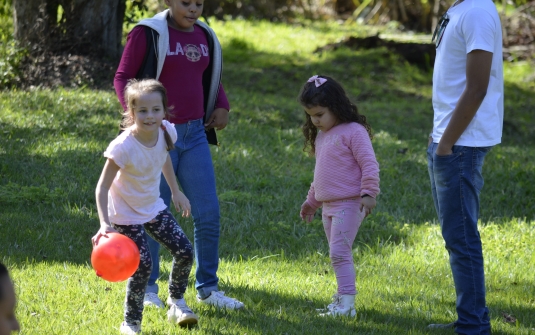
[169,284,534,335]
[0,203,95,264]
[187,285,439,334]
[0,122,106,205]
[1,38,534,267]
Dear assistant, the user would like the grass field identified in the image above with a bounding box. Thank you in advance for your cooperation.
[1,17,534,335]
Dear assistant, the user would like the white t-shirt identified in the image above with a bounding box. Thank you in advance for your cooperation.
[431,0,503,147]
[104,120,177,225]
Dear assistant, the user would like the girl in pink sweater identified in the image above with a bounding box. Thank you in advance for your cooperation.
[299,75,380,317]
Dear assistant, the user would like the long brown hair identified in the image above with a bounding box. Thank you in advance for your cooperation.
[122,79,175,151]
[298,75,372,155]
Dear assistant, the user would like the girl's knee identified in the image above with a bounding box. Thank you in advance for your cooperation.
[178,243,194,260]
[138,252,153,273]
[329,249,353,266]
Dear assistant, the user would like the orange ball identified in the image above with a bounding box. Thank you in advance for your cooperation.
[91,233,140,282]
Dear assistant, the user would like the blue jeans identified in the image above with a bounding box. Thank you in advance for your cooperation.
[427,143,491,335]
[149,119,220,299]
[145,234,160,294]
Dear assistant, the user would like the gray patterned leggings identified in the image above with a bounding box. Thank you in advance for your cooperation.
[112,209,193,324]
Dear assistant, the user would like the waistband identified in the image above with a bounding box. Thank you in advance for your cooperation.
[173,118,204,126]
[323,198,359,204]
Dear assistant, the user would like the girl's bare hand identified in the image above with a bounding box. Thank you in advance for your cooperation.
[300,201,317,223]
[172,192,191,217]
[360,196,377,217]
[92,225,118,246]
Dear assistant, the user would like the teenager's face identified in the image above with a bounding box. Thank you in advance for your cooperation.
[0,276,20,335]
[132,92,165,135]
[165,0,204,32]
[304,105,339,132]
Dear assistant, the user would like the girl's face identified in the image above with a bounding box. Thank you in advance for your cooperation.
[165,0,204,32]
[132,92,166,135]
[0,277,20,335]
[304,105,339,132]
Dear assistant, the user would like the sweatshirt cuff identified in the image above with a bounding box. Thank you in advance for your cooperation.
[305,198,322,210]
[360,189,379,199]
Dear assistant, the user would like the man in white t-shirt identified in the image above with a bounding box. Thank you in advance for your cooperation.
[427,0,503,334]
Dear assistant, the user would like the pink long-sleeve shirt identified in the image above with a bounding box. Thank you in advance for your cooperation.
[306,122,380,209]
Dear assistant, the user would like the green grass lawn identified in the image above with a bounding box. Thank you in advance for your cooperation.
[1,18,534,334]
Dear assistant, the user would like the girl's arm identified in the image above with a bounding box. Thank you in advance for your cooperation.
[92,158,121,246]
[351,127,380,217]
[162,154,191,217]
[300,183,322,223]
[351,128,380,198]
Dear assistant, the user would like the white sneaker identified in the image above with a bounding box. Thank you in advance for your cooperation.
[120,321,141,334]
[326,293,341,311]
[167,297,199,327]
[319,294,356,317]
[197,291,245,310]
[316,294,341,313]
[143,292,164,308]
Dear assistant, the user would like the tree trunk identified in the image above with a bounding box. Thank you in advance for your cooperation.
[12,0,125,60]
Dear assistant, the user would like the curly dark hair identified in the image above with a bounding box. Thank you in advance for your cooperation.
[298,75,373,155]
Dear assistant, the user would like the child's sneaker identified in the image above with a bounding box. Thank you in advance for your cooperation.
[167,297,199,327]
[319,294,356,317]
[326,293,341,311]
[143,292,164,308]
[119,321,141,334]
[197,291,245,310]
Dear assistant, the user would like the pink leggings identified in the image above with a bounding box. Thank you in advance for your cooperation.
[322,199,365,295]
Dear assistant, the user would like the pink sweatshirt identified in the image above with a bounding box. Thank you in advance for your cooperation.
[306,122,380,209]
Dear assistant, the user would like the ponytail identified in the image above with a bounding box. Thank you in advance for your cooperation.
[161,124,175,151]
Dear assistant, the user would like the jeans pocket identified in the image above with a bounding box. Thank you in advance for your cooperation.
[476,146,492,154]
[435,145,465,159]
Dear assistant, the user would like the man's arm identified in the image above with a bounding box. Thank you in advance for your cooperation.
[436,50,493,155]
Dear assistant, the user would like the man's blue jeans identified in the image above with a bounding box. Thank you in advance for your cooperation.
[148,118,220,299]
[427,143,491,335]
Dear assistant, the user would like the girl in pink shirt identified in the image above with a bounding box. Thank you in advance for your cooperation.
[299,75,380,317]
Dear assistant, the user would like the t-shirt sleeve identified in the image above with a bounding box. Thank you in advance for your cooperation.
[162,120,177,143]
[462,8,498,54]
[114,26,148,111]
[104,139,127,169]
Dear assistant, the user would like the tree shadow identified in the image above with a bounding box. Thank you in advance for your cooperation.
[1,34,534,265]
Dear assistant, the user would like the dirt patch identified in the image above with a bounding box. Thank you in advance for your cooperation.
[315,32,533,71]
[17,51,118,90]
[315,35,436,69]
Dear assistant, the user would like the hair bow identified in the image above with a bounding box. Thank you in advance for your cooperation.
[307,75,327,87]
